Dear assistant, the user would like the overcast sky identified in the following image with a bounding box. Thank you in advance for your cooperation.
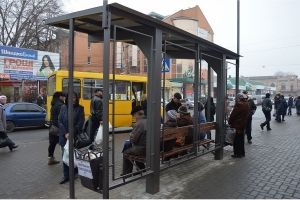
[63,0,300,78]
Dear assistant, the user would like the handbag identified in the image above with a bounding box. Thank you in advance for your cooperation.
[265,107,271,112]
[49,125,60,136]
[225,127,236,145]
[75,130,91,149]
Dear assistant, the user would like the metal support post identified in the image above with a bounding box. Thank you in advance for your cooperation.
[236,0,240,96]
[68,18,75,199]
[146,28,162,194]
[193,44,199,155]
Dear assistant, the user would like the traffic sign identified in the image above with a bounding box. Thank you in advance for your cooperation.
[0,73,10,79]
[161,58,170,72]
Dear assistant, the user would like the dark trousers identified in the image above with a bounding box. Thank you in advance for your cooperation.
[61,146,78,178]
[245,118,252,141]
[233,133,245,156]
[122,155,145,175]
[48,134,59,157]
[89,114,100,143]
[262,111,271,129]
[288,106,292,115]
[0,131,15,148]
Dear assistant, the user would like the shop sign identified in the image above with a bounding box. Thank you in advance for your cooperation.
[0,73,10,79]
[161,80,172,88]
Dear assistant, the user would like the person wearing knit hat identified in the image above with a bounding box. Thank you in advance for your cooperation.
[245,94,257,144]
[0,95,18,151]
[166,110,177,121]
[175,106,193,147]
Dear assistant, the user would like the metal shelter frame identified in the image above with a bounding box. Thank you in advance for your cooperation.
[45,1,240,198]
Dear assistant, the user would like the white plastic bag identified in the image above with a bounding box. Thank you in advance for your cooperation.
[95,125,103,144]
[62,140,77,168]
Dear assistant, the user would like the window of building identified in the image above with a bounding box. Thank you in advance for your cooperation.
[281,84,286,90]
[88,57,91,65]
[88,42,91,50]
[144,58,148,73]
[176,63,182,78]
[270,83,275,87]
[291,83,294,91]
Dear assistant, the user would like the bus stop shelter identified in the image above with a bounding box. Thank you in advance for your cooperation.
[45,1,240,198]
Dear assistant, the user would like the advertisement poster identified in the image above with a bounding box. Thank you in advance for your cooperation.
[0,45,60,81]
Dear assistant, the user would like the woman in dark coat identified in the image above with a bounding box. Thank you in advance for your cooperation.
[279,95,288,121]
[205,97,216,122]
[228,93,249,158]
[58,91,84,184]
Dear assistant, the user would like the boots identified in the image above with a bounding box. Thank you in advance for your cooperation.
[48,156,60,165]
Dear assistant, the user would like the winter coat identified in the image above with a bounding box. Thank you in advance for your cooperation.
[166,99,182,112]
[278,96,288,115]
[0,104,6,133]
[262,98,272,112]
[160,120,177,152]
[141,100,147,116]
[225,99,231,116]
[192,111,207,137]
[90,95,103,121]
[228,100,249,134]
[123,116,147,156]
[205,102,216,122]
[288,97,293,107]
[58,94,85,147]
[50,98,64,127]
[275,97,281,110]
[296,99,300,111]
[247,99,257,120]
[176,113,193,146]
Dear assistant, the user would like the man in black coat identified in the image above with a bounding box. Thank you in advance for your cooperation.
[287,95,293,115]
[48,92,65,165]
[89,88,103,143]
[245,95,257,144]
[166,93,182,112]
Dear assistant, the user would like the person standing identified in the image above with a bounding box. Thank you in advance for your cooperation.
[279,95,288,121]
[274,94,282,122]
[228,93,249,158]
[58,91,84,184]
[37,93,45,107]
[0,95,18,151]
[287,95,293,115]
[260,93,272,131]
[89,88,103,143]
[166,93,182,112]
[245,95,257,144]
[141,94,147,116]
[192,102,207,140]
[205,96,216,122]
[48,92,65,165]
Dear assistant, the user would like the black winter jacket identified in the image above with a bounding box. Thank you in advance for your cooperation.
[50,98,64,127]
[247,99,257,120]
[166,99,182,112]
[90,95,103,121]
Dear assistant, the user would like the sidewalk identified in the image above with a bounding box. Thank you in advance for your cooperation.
[1,112,300,199]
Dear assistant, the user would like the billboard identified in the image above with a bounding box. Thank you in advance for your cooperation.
[0,45,60,81]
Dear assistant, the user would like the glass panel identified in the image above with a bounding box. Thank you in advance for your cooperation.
[47,75,56,96]
[10,104,27,112]
[109,81,130,100]
[27,104,43,112]
[62,79,81,97]
[83,79,103,100]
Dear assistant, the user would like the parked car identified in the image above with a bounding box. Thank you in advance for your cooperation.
[185,99,194,109]
[180,99,188,108]
[4,102,47,132]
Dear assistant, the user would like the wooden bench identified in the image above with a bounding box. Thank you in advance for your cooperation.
[124,122,216,163]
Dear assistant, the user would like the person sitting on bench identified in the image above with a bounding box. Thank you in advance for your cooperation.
[192,102,207,140]
[121,106,147,176]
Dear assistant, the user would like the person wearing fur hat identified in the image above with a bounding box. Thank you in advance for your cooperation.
[121,106,147,176]
[245,95,257,144]
[0,95,18,151]
[175,106,193,146]
[228,93,249,158]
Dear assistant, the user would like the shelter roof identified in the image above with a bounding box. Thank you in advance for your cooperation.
[45,3,240,60]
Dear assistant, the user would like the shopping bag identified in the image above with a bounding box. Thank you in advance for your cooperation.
[225,127,236,145]
[95,125,103,144]
[62,140,77,168]
[75,131,91,149]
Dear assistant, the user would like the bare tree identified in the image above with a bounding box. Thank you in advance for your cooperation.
[0,0,67,52]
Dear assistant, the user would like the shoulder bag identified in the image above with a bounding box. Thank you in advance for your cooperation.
[49,124,60,136]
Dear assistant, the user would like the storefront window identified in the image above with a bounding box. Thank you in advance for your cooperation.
[47,75,56,96]
[83,79,103,100]
[62,78,81,97]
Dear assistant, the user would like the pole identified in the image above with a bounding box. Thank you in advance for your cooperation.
[236,0,240,97]
[68,18,75,199]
